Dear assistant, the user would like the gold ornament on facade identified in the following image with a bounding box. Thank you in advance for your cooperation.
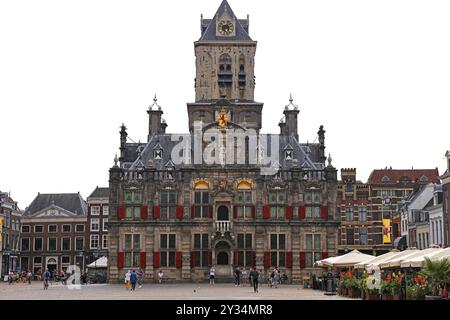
[235,179,253,190]
[193,179,210,189]
[216,108,229,128]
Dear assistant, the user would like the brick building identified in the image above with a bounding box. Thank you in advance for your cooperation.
[107,1,339,283]
[0,191,22,277]
[367,168,440,253]
[441,151,450,247]
[86,187,109,267]
[337,169,371,255]
[20,193,88,275]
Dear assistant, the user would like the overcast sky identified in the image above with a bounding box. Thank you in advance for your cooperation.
[1,0,449,208]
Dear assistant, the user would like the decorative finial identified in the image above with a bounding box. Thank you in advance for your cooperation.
[328,153,333,167]
[149,94,162,111]
[114,154,119,167]
[285,93,299,110]
[153,94,157,103]
[289,93,293,103]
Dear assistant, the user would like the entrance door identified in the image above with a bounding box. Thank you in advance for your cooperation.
[217,205,229,220]
[217,252,229,265]
[46,257,57,276]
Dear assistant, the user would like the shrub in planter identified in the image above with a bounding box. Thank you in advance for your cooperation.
[422,258,450,300]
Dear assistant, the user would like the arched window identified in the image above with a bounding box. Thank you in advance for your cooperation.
[193,180,210,218]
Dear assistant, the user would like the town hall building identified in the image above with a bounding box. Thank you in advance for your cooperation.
[108,0,339,283]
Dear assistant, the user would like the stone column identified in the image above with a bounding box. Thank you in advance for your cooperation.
[145,226,154,281]
[181,228,191,281]
[291,226,301,284]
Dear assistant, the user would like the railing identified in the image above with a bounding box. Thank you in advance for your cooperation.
[216,221,230,233]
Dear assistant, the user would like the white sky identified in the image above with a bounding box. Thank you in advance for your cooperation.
[0,0,449,208]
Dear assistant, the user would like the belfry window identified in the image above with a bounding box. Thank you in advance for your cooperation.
[218,54,232,97]
[238,54,246,89]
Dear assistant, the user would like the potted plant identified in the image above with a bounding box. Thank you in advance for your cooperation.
[366,277,381,300]
[381,278,393,300]
[391,273,403,300]
[359,274,368,300]
[422,258,450,300]
[407,274,432,300]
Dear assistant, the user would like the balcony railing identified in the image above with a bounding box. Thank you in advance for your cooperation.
[216,221,230,233]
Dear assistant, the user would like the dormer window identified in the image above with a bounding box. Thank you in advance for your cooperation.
[154,149,162,160]
[285,150,293,160]
[382,176,390,182]
[420,176,429,182]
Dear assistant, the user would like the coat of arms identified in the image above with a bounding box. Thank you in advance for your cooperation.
[216,108,230,128]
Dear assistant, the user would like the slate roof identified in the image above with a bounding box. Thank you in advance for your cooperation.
[88,187,109,199]
[24,193,87,216]
[199,0,252,41]
[368,169,440,185]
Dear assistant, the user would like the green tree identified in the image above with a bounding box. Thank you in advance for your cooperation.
[421,258,450,296]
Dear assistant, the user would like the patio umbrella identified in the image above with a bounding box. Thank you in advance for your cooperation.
[354,250,400,270]
[321,250,375,268]
[380,248,439,269]
[400,247,450,268]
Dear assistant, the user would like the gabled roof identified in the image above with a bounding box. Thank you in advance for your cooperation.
[368,169,440,185]
[199,0,252,41]
[24,193,87,216]
[88,187,109,199]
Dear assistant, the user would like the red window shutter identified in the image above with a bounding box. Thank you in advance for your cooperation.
[286,251,293,268]
[209,205,213,218]
[208,251,212,266]
[118,206,125,220]
[153,205,160,220]
[299,206,306,220]
[140,206,148,220]
[153,251,160,268]
[320,205,329,220]
[263,205,270,219]
[233,250,238,266]
[285,205,293,220]
[233,205,238,220]
[300,252,306,268]
[321,252,328,260]
[140,252,146,268]
[191,205,195,219]
[264,252,270,268]
[176,252,182,268]
[176,205,183,220]
[117,252,124,268]
[251,205,256,219]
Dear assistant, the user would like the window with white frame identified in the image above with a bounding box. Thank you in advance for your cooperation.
[124,234,141,267]
[75,224,85,233]
[236,191,253,220]
[346,207,354,221]
[75,237,84,251]
[62,237,71,251]
[161,190,177,220]
[48,225,57,233]
[48,237,57,251]
[62,224,71,233]
[160,234,176,267]
[305,190,321,218]
[270,234,286,267]
[34,225,43,233]
[305,234,321,267]
[268,191,286,219]
[91,218,100,232]
[359,206,367,222]
[103,206,109,216]
[103,218,108,232]
[359,227,368,245]
[90,235,99,249]
[34,238,43,251]
[91,205,100,215]
[102,235,108,249]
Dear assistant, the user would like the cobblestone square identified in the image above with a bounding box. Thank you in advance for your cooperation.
[0,282,354,300]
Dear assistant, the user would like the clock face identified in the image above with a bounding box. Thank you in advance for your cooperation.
[218,20,234,36]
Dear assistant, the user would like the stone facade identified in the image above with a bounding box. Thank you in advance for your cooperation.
[440,151,450,247]
[108,0,339,284]
[86,187,109,266]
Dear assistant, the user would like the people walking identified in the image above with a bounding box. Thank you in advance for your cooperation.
[130,270,137,291]
[43,269,51,290]
[8,270,14,285]
[234,267,241,286]
[26,270,32,285]
[137,267,144,288]
[250,268,260,293]
[158,270,164,284]
[124,270,131,290]
[242,268,248,286]
[209,266,216,285]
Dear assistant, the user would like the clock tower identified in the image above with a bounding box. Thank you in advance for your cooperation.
[188,0,262,132]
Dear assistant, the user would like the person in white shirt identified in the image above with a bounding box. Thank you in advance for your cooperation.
[158,270,164,284]
[124,270,131,290]
[209,266,216,285]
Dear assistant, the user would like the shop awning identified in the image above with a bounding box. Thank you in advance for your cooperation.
[87,256,108,268]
